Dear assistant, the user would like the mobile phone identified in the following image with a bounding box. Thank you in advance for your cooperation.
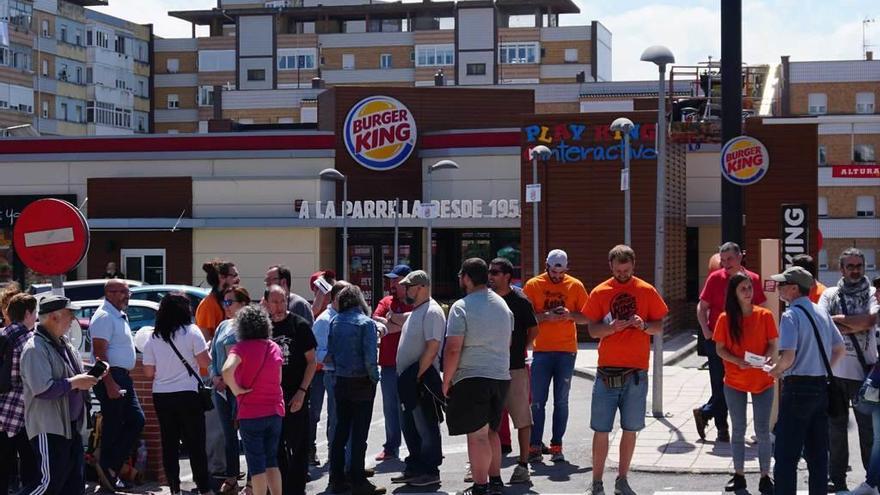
[554,307,566,314]
[88,360,108,378]
[313,276,333,295]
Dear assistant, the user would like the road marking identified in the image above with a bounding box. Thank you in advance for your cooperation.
[24,227,74,247]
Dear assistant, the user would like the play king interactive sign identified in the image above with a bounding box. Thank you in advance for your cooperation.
[344,96,417,171]
[720,136,770,185]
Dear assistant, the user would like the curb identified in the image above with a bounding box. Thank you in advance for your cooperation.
[573,334,700,381]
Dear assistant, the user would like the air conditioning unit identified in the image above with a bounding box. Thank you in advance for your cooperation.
[265,0,292,7]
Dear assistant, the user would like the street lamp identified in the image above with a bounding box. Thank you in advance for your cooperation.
[426,160,459,280]
[529,145,551,278]
[641,44,675,419]
[319,168,349,281]
[610,118,634,246]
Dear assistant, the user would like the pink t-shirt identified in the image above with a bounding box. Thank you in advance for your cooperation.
[229,339,285,420]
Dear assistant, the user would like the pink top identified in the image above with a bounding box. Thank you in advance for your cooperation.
[229,339,285,420]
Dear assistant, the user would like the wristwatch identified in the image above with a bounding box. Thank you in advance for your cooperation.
[641,320,648,331]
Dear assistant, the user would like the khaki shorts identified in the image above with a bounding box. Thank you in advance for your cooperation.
[504,368,533,429]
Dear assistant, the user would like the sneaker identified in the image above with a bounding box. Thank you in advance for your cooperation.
[724,474,746,492]
[364,467,376,478]
[501,444,513,455]
[407,474,441,487]
[464,462,473,483]
[374,450,396,462]
[456,484,489,495]
[717,429,731,443]
[351,481,387,495]
[850,482,878,495]
[94,464,117,493]
[692,408,707,440]
[615,477,637,495]
[509,464,530,484]
[541,443,550,455]
[489,478,504,495]
[758,476,774,495]
[391,472,419,484]
[827,481,848,493]
[527,446,543,463]
[549,444,565,463]
[587,480,606,495]
[114,477,133,490]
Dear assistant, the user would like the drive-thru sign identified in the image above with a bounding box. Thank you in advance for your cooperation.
[13,199,89,275]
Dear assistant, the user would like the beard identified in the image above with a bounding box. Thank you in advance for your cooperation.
[614,274,632,284]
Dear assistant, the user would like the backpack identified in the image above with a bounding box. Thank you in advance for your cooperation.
[0,325,28,393]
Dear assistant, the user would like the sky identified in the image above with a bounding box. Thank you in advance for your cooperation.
[91,0,879,81]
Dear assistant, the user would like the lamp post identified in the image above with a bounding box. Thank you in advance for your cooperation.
[610,118,634,246]
[529,145,551,278]
[426,160,459,280]
[319,168,349,281]
[641,44,675,418]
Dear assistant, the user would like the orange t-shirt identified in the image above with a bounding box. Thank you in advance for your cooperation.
[522,273,589,353]
[195,293,224,341]
[584,276,668,370]
[809,282,826,304]
[713,306,779,393]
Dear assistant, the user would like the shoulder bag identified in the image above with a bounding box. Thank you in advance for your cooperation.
[167,335,214,412]
[792,305,848,419]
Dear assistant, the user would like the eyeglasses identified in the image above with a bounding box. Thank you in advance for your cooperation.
[222,299,239,307]
[844,263,864,271]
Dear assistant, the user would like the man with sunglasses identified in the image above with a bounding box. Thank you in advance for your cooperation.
[819,248,879,493]
[522,249,589,463]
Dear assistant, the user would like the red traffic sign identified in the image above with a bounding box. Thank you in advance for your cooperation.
[13,199,89,275]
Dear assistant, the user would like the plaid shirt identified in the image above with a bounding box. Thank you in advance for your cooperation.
[0,323,32,436]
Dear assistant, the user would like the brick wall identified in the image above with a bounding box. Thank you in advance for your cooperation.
[820,185,880,217]
[664,142,689,332]
[154,52,198,74]
[790,82,878,115]
[819,134,880,164]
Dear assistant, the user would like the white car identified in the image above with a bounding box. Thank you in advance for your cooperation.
[70,299,159,364]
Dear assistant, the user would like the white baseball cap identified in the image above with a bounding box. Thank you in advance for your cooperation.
[546,249,569,270]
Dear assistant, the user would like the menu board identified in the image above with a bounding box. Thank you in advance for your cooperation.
[349,245,374,308]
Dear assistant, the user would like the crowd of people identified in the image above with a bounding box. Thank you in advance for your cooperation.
[0,242,876,495]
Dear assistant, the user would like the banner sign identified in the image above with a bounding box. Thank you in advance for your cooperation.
[297,199,521,219]
[780,203,809,269]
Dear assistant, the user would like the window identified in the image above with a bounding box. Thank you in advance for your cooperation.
[58,63,68,81]
[138,81,145,97]
[137,115,146,133]
[60,102,68,121]
[41,59,48,77]
[95,31,109,49]
[342,53,355,70]
[564,48,578,63]
[856,196,875,217]
[415,44,454,67]
[87,101,130,128]
[499,42,539,64]
[466,63,486,76]
[857,92,875,114]
[246,69,266,81]
[59,25,67,43]
[818,196,828,217]
[864,249,877,271]
[198,86,214,107]
[75,106,82,123]
[41,101,48,119]
[75,67,82,84]
[41,20,49,38]
[808,93,827,115]
[818,249,829,270]
[277,117,295,124]
[75,29,82,46]
[121,249,166,285]
[86,67,93,84]
[167,94,179,109]
[854,144,876,163]
[818,145,827,166]
[199,50,235,72]
[198,121,209,133]
[380,53,392,69]
[166,58,179,73]
[114,35,126,55]
[277,48,316,70]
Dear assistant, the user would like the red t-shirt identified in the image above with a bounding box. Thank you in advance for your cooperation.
[373,295,414,367]
[229,339,285,420]
[713,306,779,393]
[699,268,766,334]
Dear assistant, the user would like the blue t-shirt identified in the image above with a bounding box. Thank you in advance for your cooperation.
[314,307,337,371]
[88,300,136,370]
[778,296,844,377]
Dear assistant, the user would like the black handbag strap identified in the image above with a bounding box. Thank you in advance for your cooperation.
[793,305,835,380]
[167,334,202,387]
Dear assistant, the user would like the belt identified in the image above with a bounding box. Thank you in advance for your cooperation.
[783,375,826,384]
[109,367,130,374]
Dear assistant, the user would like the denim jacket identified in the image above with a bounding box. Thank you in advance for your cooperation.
[327,308,379,383]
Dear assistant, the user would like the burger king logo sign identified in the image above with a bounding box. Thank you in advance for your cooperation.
[721,136,770,186]
[344,96,417,171]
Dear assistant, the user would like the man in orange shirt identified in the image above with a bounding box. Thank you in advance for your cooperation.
[791,254,826,303]
[584,245,668,495]
[522,249,589,463]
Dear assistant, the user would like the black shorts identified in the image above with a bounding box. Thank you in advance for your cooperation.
[447,377,510,436]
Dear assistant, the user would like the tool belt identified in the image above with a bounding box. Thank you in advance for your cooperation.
[597,367,640,389]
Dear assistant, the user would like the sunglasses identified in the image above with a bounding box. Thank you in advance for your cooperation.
[222,299,239,307]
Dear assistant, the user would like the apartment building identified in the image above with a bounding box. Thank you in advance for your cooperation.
[778,56,880,285]
[0,0,152,136]
[154,0,610,133]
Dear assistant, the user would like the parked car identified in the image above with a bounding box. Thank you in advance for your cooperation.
[28,279,145,302]
[130,284,209,315]
[70,299,159,364]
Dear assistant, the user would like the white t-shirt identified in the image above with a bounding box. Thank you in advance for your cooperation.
[142,324,209,393]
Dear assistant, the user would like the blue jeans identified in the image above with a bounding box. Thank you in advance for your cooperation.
[239,415,283,476]
[529,352,576,447]
[214,389,240,479]
[724,385,773,473]
[93,368,146,473]
[380,366,401,455]
[699,340,729,430]
[868,405,880,487]
[309,370,326,451]
[324,370,351,470]
[400,398,443,476]
[773,377,829,495]
[330,377,376,485]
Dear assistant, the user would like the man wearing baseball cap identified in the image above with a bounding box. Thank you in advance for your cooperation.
[372,264,414,461]
[522,249,590,463]
[19,295,100,494]
[767,267,845,495]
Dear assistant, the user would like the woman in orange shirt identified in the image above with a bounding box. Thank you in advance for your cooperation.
[714,273,779,495]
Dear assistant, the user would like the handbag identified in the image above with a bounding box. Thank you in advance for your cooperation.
[793,305,849,419]
[167,335,214,412]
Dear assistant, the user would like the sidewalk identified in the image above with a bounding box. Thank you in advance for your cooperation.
[573,332,770,474]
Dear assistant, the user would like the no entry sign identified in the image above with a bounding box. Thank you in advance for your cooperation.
[13,199,89,275]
